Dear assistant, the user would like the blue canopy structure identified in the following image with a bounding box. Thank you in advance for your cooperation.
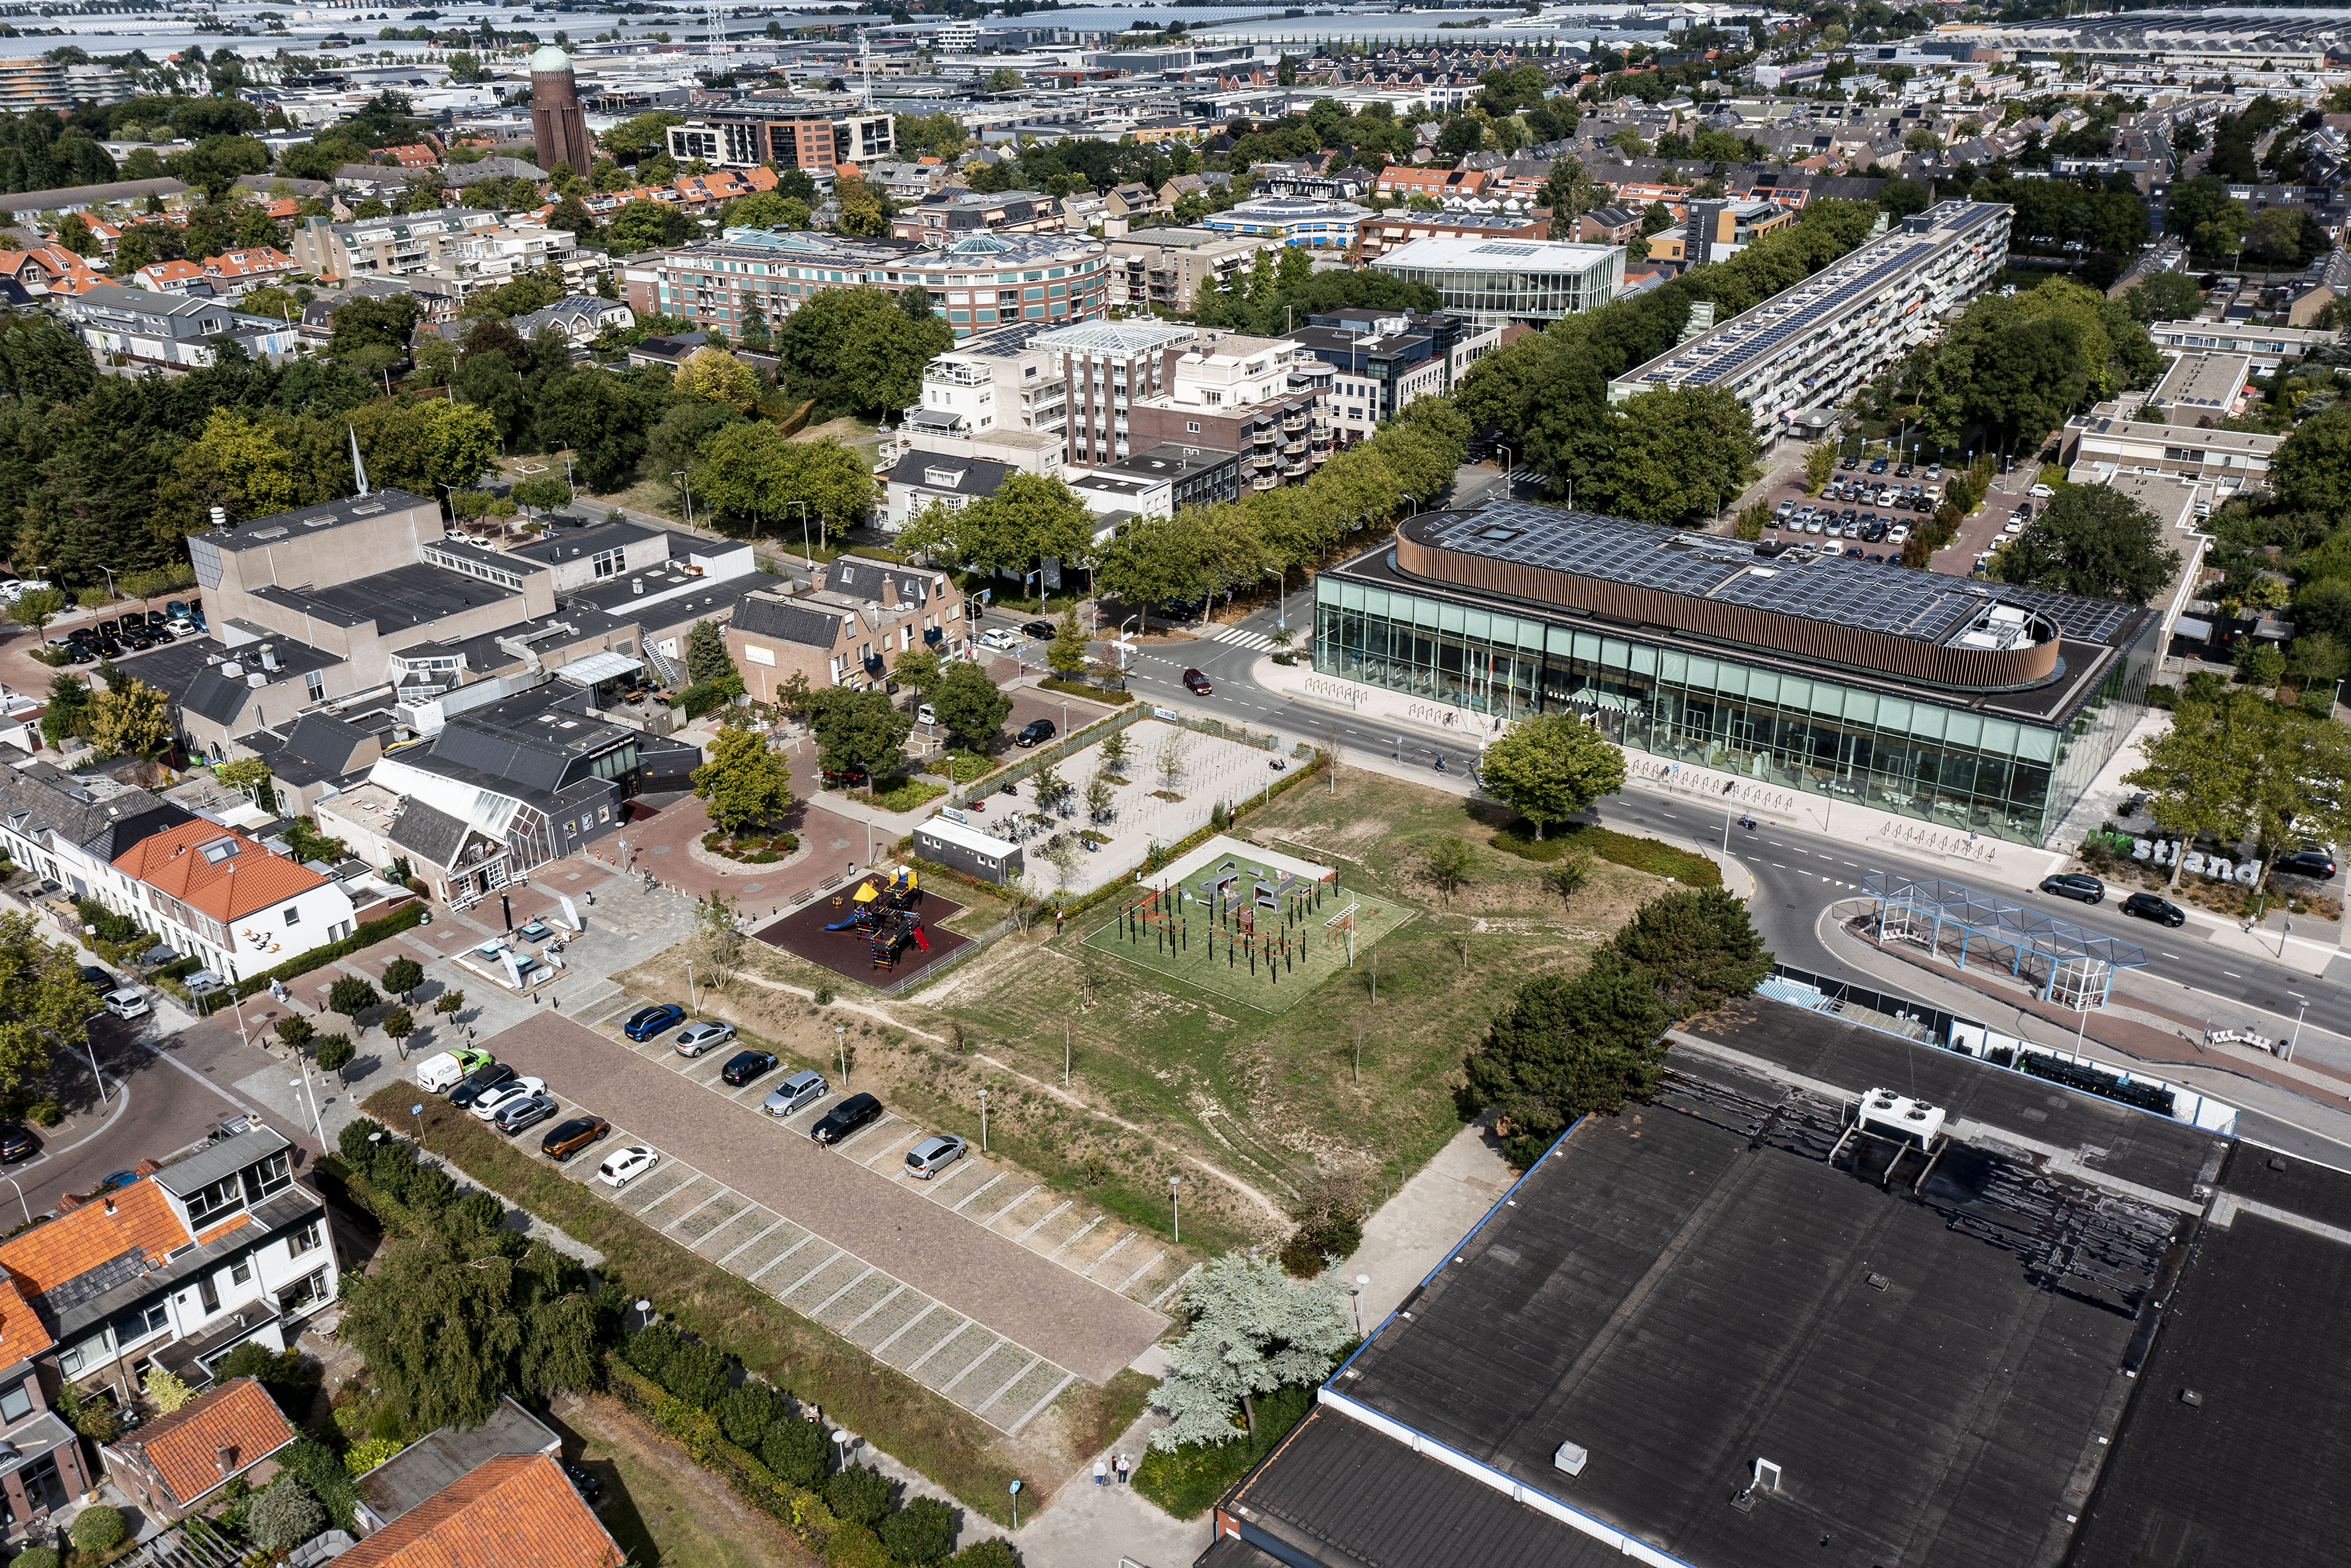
[1861,874,2145,1007]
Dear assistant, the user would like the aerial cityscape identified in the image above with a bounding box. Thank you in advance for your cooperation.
[0,1,2338,1565]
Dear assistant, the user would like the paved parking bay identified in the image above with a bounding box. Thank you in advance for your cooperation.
[476,1011,1171,1389]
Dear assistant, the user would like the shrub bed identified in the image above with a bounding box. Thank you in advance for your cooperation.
[1489,821,1721,885]
[1037,677,1131,705]
[1133,1381,1317,1520]
[700,829,800,864]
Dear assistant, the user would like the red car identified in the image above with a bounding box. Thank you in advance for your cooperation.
[1182,668,1212,694]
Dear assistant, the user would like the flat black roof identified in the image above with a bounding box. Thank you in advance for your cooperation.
[1289,1002,2230,1568]
[503,517,668,567]
[249,561,521,633]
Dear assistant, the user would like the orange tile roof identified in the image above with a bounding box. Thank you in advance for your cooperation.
[338,1455,621,1568]
[137,259,207,286]
[0,1273,52,1361]
[124,1378,297,1507]
[204,246,294,279]
[115,820,330,925]
[0,1179,187,1299]
[194,1212,250,1247]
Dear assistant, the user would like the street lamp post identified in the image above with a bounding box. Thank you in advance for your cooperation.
[99,565,120,603]
[1351,1273,1368,1336]
[685,958,697,1016]
[289,1075,324,1145]
[789,500,812,569]
[835,1023,847,1085]
[1169,1174,1180,1243]
[2287,996,2310,1062]
[979,1085,989,1153]
[1265,566,1287,631]
[634,1298,653,1332]
[0,1175,25,1228]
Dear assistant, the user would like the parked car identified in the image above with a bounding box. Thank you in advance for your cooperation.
[977,628,1021,652]
[904,1133,968,1179]
[721,1048,778,1086]
[811,1092,883,1145]
[492,1092,559,1135]
[1015,719,1056,748]
[77,965,113,990]
[1182,668,1212,694]
[2276,847,2339,880]
[597,1145,660,1187]
[624,1003,688,1041]
[0,1123,36,1163]
[2029,482,2054,499]
[472,1078,548,1121]
[1020,618,1056,640]
[917,703,939,727]
[2121,892,2186,926]
[1887,526,1911,545]
[102,987,149,1021]
[416,1046,493,1093]
[763,1069,828,1117]
[2040,872,2105,904]
[449,1061,522,1109]
[673,1020,736,1058]
[541,1115,612,1161]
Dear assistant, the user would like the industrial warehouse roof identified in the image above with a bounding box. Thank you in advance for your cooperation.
[1224,998,2351,1568]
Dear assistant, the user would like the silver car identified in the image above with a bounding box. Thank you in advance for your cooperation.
[674,1021,736,1058]
[763,1068,827,1117]
[905,1134,967,1179]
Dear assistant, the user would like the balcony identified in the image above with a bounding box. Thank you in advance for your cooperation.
[1281,414,1307,433]
[1251,427,1276,446]
[1251,474,1280,492]
[1282,439,1305,456]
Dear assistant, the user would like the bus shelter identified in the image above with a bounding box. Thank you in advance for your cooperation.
[1863,874,2145,1009]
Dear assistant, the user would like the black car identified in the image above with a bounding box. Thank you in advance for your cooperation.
[2121,892,2186,926]
[1015,719,1056,748]
[721,1048,778,1086]
[449,1061,520,1108]
[0,1123,36,1163]
[1020,618,1056,640]
[2040,872,2105,904]
[2276,847,2339,880]
[811,1091,883,1145]
[143,610,168,627]
[97,619,119,638]
[78,965,113,990]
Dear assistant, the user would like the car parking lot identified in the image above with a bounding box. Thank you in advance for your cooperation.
[1761,457,1944,563]
[446,1009,1177,1421]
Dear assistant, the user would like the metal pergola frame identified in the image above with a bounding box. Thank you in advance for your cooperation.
[1863,874,2146,1008]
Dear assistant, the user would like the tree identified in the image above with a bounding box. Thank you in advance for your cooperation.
[380,1007,414,1058]
[2271,405,2351,517]
[38,673,90,747]
[329,976,378,1036]
[1464,951,1672,1165]
[929,658,1012,747]
[142,1368,198,1413]
[1046,605,1087,679]
[1607,887,1770,1021]
[676,346,759,411]
[691,724,795,833]
[761,1418,828,1487]
[604,197,692,251]
[908,470,1098,579]
[177,407,295,521]
[685,618,733,683]
[2121,271,2203,324]
[983,66,1025,93]
[1150,1255,1350,1448]
[382,956,423,1002]
[435,989,466,1019]
[1597,384,1758,525]
[248,1472,328,1553]
[1477,713,1624,837]
[317,1033,356,1084]
[693,891,743,990]
[420,400,500,493]
[773,285,952,419]
[215,756,276,811]
[1987,484,2180,605]
[1422,835,1474,909]
[827,1464,891,1526]
[510,475,573,521]
[87,677,174,760]
[8,587,64,640]
[274,1015,315,1056]
[804,687,913,784]
[879,1496,958,1565]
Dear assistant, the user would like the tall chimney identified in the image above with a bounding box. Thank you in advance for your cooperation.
[215,1444,236,1478]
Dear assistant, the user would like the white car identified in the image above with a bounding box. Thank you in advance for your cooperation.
[2029,483,2054,499]
[1887,525,1911,544]
[977,627,1021,652]
[598,1145,659,1187]
[918,703,938,726]
[102,987,149,1021]
[471,1077,548,1121]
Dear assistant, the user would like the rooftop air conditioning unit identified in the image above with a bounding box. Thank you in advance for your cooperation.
[220,661,243,679]
[1857,1090,1945,1147]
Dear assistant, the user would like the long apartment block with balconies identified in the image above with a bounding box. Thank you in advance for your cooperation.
[1609,199,2011,448]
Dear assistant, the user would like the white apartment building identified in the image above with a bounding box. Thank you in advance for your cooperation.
[1031,318,1202,468]
[2060,400,2279,504]
[1610,200,2012,448]
[2147,318,2338,376]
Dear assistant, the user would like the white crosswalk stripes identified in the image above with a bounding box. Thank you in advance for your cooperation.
[1211,626,1279,651]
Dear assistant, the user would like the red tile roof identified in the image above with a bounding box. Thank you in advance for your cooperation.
[122,1378,297,1507]
[0,1273,52,1360]
[0,1178,187,1298]
[338,1455,621,1568]
[205,246,294,279]
[115,819,330,924]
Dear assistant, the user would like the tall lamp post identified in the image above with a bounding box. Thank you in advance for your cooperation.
[788,500,812,569]
[835,1023,848,1085]
[685,958,698,1017]
[979,1085,989,1153]
[1169,1174,1180,1244]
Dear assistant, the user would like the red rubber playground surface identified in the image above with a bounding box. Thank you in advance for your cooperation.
[752,877,975,988]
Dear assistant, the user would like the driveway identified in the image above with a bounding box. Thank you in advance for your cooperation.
[476,1011,1169,1386]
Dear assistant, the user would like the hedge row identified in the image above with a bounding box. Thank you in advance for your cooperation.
[1036,677,1132,705]
[216,901,427,1006]
[604,1358,1017,1568]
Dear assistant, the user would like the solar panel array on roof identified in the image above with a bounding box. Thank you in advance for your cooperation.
[1417,502,2143,650]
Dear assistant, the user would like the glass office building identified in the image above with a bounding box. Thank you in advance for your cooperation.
[1315,504,2159,844]
[1367,234,1624,325]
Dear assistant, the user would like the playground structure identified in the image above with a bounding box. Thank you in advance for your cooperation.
[1087,835,1407,1012]
[823,867,932,971]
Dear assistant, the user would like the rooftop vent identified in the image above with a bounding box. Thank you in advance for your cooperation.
[220,661,244,679]
[1553,1440,1588,1477]
[1857,1090,1945,1146]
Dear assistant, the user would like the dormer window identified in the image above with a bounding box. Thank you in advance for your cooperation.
[923,468,965,488]
[185,1173,246,1224]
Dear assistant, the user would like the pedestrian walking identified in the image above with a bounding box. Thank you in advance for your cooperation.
[1093,1459,1107,1486]
[1117,1454,1131,1484]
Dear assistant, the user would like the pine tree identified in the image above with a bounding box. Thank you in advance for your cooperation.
[1149,1255,1351,1449]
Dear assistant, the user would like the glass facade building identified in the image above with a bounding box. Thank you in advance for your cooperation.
[1368,235,1624,325]
[1315,506,2160,845]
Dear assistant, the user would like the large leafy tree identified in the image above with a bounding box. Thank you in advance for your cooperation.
[0,912,98,1096]
[88,676,175,760]
[929,658,1012,747]
[1606,887,1770,1021]
[1149,1255,1350,1448]
[1987,484,2180,605]
[2126,692,2351,892]
[691,724,794,833]
[2270,405,2351,518]
[773,285,952,419]
[1477,713,1625,837]
[1464,951,1673,1166]
[899,470,1094,580]
[1596,384,1758,526]
[804,687,912,782]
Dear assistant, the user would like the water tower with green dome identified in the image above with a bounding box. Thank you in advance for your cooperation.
[529,43,594,182]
